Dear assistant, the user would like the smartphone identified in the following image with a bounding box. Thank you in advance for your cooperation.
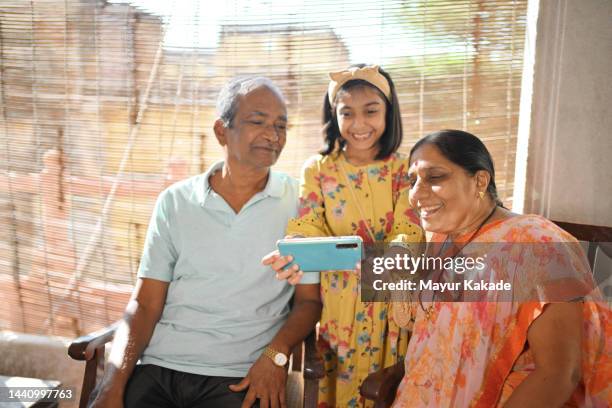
[277,236,363,272]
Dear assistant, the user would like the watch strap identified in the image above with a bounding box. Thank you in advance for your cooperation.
[262,345,287,366]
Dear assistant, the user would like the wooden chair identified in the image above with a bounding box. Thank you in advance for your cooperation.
[359,221,612,408]
[68,325,324,408]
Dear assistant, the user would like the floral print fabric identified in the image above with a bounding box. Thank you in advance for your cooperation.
[392,215,611,407]
[287,152,423,407]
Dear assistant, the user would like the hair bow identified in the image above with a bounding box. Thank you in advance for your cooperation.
[327,65,391,104]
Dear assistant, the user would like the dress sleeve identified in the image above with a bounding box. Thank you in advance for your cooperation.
[387,156,424,245]
[286,156,332,237]
[386,156,423,331]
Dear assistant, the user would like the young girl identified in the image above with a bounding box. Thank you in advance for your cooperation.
[267,64,423,407]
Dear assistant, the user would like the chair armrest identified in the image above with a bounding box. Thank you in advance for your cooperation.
[360,360,404,406]
[302,331,324,380]
[68,322,119,361]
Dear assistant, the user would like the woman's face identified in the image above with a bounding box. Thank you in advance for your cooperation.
[408,143,485,235]
[335,86,386,157]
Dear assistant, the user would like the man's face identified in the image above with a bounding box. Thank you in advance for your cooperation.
[216,86,288,170]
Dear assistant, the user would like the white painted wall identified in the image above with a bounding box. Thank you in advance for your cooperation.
[514,0,612,226]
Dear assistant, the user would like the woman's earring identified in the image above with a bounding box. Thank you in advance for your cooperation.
[478,191,485,200]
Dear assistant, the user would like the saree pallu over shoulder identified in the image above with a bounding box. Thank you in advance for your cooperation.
[392,214,612,407]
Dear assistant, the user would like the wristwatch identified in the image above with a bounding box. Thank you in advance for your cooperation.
[262,345,288,367]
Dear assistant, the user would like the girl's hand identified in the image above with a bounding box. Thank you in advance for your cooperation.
[353,261,362,281]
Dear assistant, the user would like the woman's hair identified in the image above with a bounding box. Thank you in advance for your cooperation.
[410,129,504,206]
[320,64,402,160]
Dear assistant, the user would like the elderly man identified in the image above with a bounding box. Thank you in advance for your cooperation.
[89,77,322,408]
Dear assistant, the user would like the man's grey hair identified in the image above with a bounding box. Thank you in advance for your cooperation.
[216,76,285,127]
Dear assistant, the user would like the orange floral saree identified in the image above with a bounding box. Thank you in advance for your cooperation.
[392,215,611,407]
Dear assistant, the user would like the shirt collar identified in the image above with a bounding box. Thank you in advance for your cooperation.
[198,161,284,206]
[262,170,285,199]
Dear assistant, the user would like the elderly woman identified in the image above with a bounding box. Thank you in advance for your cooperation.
[391,130,610,407]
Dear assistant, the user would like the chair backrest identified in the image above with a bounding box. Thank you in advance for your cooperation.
[552,220,612,302]
[593,245,612,300]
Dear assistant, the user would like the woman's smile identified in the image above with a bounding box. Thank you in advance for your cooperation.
[418,204,443,219]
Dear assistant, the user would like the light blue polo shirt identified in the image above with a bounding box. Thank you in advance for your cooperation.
[137,161,319,377]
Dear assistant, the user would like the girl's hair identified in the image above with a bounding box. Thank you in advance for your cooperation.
[410,129,504,206]
[320,64,403,160]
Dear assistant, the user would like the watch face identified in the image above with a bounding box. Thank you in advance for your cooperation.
[274,353,288,366]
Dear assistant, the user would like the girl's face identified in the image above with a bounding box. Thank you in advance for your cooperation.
[335,86,387,158]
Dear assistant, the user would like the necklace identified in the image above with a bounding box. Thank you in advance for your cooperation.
[419,204,499,319]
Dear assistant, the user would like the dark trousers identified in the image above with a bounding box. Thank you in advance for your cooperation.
[124,364,259,408]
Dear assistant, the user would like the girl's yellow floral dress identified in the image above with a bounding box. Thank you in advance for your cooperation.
[286,152,423,407]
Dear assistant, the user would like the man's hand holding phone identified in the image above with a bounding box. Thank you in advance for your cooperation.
[262,235,362,285]
[262,235,305,285]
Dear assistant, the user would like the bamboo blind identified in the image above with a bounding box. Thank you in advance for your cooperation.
[0,0,527,336]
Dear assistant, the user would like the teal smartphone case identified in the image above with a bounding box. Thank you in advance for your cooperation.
[277,236,363,272]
